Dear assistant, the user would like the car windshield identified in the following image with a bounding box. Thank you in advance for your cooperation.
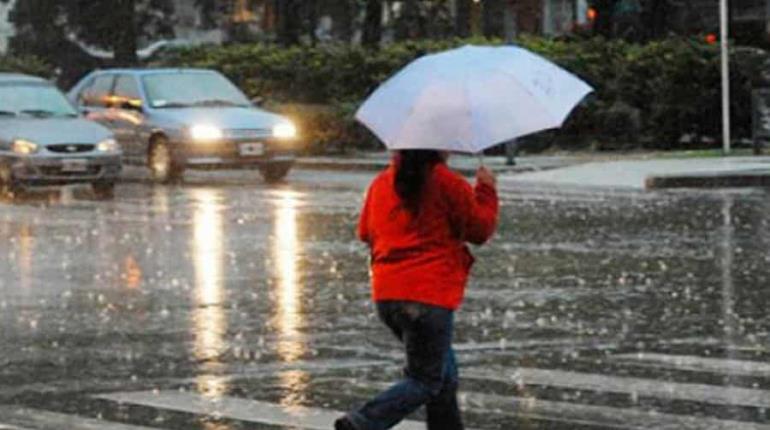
[142,72,251,109]
[0,82,78,118]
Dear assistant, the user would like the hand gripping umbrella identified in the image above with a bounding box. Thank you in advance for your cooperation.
[355,45,593,154]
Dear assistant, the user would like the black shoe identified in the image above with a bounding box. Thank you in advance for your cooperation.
[334,416,357,430]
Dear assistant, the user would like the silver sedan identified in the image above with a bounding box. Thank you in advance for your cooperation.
[68,68,299,183]
[0,73,122,198]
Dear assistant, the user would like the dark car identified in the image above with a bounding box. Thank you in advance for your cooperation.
[68,68,299,183]
[0,73,122,198]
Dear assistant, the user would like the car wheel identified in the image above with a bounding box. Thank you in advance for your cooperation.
[259,162,293,183]
[0,164,21,198]
[149,137,184,184]
[92,181,115,200]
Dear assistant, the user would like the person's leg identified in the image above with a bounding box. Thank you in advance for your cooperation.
[426,346,463,430]
[345,302,453,430]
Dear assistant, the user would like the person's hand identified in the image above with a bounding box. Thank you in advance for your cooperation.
[476,166,496,188]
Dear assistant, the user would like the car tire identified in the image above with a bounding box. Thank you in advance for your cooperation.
[92,181,115,200]
[149,137,184,184]
[259,162,293,183]
[0,164,21,198]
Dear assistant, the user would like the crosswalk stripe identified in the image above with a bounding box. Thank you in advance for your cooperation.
[0,424,29,430]
[96,391,427,430]
[464,367,770,408]
[0,406,158,430]
[611,352,770,378]
[464,390,770,430]
[0,358,388,399]
[348,379,770,430]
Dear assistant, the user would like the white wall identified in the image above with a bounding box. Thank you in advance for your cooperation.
[0,0,15,54]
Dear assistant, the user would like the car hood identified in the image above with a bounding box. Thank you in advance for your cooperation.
[149,107,289,130]
[0,117,113,144]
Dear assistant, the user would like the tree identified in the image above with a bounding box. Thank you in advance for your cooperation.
[275,0,301,45]
[5,0,175,66]
[455,0,472,37]
[482,0,506,38]
[395,0,424,40]
[362,0,384,48]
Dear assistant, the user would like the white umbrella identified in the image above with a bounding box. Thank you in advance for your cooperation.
[355,45,593,154]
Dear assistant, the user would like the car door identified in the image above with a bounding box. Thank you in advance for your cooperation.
[111,74,148,161]
[76,74,116,128]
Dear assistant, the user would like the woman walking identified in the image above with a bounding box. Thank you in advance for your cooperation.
[336,150,499,430]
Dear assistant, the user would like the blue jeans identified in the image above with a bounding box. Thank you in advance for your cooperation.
[348,301,463,430]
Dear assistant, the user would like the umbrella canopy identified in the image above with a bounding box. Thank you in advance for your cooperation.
[355,45,593,153]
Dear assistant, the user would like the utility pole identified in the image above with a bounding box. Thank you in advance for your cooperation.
[721,0,731,155]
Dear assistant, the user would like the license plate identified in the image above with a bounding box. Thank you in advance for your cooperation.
[239,142,265,156]
[61,159,88,172]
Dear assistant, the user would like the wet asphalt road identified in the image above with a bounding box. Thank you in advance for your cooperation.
[1,168,770,429]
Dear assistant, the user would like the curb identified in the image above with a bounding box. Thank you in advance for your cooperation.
[645,173,770,189]
[294,159,542,176]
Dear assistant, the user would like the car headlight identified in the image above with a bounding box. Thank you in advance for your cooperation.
[189,124,224,141]
[96,138,119,152]
[273,122,297,140]
[12,139,39,155]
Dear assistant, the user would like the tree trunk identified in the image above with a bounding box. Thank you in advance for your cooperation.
[276,0,301,45]
[306,0,318,45]
[455,0,472,37]
[339,0,355,43]
[396,0,422,40]
[637,0,668,40]
[483,0,506,38]
[362,0,383,48]
[113,0,138,66]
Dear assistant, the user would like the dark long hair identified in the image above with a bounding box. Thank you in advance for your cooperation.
[394,150,443,214]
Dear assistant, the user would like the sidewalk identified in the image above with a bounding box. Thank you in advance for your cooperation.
[499,156,770,193]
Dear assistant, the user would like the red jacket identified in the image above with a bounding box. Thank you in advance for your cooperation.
[357,161,498,310]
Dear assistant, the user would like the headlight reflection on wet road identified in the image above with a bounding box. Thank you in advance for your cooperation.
[18,223,33,291]
[191,188,229,399]
[272,189,309,407]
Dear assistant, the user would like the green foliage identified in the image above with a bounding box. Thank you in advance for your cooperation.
[159,37,767,152]
[0,55,53,78]
[7,0,175,66]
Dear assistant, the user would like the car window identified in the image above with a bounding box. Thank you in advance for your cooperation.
[82,74,115,107]
[142,72,250,108]
[113,75,142,107]
[0,82,78,117]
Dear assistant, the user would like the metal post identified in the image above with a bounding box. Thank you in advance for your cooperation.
[721,0,731,155]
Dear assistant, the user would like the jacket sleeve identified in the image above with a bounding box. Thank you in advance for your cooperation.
[357,187,373,243]
[444,171,499,245]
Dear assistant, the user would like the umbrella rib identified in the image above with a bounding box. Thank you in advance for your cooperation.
[462,67,482,154]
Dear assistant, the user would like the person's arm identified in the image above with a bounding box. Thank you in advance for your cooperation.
[445,166,499,245]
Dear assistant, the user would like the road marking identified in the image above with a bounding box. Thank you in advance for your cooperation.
[0,424,29,430]
[0,358,388,399]
[96,391,427,430]
[0,406,158,430]
[612,352,770,377]
[465,391,770,430]
[344,379,770,430]
[464,367,770,408]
